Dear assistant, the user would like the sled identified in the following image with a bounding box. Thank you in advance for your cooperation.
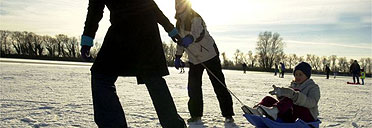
[243,114,321,128]
[347,82,361,85]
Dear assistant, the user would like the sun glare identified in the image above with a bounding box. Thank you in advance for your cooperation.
[188,0,258,25]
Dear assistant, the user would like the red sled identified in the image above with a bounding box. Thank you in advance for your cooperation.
[347,82,361,85]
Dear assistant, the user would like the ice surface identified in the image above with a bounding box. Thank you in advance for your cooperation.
[1,58,371,127]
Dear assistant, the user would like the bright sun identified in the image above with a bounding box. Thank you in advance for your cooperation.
[188,0,255,25]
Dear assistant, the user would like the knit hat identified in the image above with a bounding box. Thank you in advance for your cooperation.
[293,62,312,78]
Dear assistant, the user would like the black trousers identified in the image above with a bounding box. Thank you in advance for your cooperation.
[91,72,185,128]
[187,56,234,118]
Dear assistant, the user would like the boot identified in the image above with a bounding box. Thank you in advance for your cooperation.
[241,105,262,116]
[225,116,234,123]
[258,105,278,120]
[187,117,202,124]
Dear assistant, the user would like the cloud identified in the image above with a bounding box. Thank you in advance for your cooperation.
[288,40,372,50]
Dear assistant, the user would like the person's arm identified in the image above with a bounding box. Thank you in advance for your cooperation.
[293,85,320,108]
[189,17,205,43]
[82,0,105,40]
[151,1,175,32]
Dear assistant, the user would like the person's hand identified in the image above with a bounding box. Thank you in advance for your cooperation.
[181,35,194,47]
[269,85,280,95]
[168,28,182,43]
[172,34,182,44]
[269,85,295,98]
[174,56,183,70]
[81,45,92,61]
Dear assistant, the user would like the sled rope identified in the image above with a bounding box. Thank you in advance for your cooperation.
[185,48,246,106]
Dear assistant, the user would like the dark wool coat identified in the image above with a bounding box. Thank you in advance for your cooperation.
[83,0,175,77]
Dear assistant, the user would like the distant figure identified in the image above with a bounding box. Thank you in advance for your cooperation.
[325,65,330,79]
[280,62,286,78]
[333,68,338,79]
[350,60,361,84]
[360,68,366,85]
[274,63,278,76]
[242,63,248,74]
[278,65,282,78]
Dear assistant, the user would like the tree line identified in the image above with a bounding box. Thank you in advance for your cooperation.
[1,30,371,74]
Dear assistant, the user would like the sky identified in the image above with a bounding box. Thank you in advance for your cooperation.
[0,0,371,60]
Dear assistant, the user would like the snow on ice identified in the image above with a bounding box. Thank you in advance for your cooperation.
[1,58,371,127]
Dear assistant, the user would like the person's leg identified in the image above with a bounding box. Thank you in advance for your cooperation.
[292,105,315,122]
[362,78,364,85]
[188,63,205,118]
[275,97,296,122]
[356,74,360,84]
[142,75,186,127]
[258,96,278,107]
[353,73,356,83]
[91,72,127,127]
[204,57,234,117]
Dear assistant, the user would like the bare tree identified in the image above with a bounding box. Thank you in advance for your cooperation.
[11,31,28,55]
[289,54,299,69]
[65,37,79,58]
[256,31,284,70]
[55,34,69,57]
[221,52,232,68]
[0,30,12,55]
[90,41,102,58]
[44,35,58,57]
[286,54,294,69]
[162,42,177,63]
[365,58,371,74]
[233,49,244,65]
[337,57,348,72]
[315,56,322,72]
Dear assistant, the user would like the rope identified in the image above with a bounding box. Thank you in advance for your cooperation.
[185,48,246,106]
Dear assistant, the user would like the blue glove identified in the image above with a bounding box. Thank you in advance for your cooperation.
[168,28,182,43]
[181,35,194,47]
[174,56,183,70]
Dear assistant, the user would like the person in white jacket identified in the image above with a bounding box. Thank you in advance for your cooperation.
[174,0,234,123]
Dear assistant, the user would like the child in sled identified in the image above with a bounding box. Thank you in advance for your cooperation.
[247,62,320,123]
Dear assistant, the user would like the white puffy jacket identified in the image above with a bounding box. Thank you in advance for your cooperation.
[176,16,219,64]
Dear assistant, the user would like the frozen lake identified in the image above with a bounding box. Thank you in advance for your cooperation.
[1,58,371,127]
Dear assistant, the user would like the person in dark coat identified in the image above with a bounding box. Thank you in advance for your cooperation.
[80,1,186,127]
[349,60,361,84]
[325,65,330,79]
[280,62,286,78]
[242,63,248,74]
